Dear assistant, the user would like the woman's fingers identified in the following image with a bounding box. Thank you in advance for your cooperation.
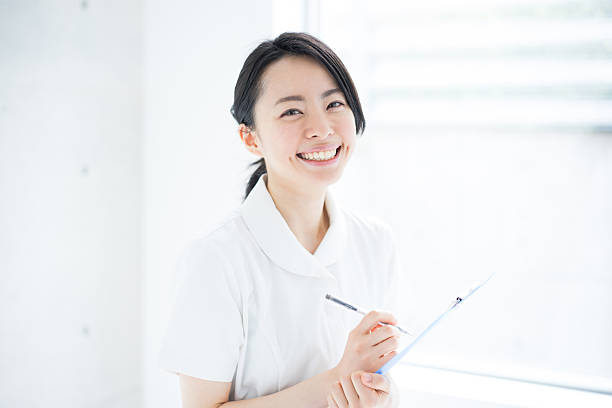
[330,371,392,408]
[368,324,399,347]
[371,333,400,358]
[327,394,339,408]
[340,375,360,406]
[355,310,397,335]
[330,381,349,408]
[361,372,391,392]
[351,371,379,406]
[335,311,401,380]
[377,350,398,367]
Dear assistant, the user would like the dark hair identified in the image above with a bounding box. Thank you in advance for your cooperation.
[230,32,366,200]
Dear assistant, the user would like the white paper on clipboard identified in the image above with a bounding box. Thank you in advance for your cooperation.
[376,273,497,375]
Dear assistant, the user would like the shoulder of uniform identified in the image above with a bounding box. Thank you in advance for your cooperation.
[177,210,247,271]
[340,208,393,239]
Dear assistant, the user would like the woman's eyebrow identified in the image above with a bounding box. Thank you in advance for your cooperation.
[321,87,342,99]
[274,88,342,105]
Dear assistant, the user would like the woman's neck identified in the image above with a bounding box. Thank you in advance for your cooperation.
[265,173,329,255]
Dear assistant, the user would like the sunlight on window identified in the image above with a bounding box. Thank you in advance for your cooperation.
[316,0,612,401]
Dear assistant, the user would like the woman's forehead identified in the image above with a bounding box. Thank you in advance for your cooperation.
[258,56,338,102]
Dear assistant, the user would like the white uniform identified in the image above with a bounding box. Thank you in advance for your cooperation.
[158,175,400,401]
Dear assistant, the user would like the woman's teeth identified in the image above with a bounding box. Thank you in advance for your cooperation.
[298,148,338,161]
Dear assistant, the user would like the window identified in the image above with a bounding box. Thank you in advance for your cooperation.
[305,0,612,403]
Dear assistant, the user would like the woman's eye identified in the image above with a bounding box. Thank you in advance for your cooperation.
[281,109,301,117]
[327,101,344,109]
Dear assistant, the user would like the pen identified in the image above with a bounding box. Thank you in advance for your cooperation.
[325,294,411,335]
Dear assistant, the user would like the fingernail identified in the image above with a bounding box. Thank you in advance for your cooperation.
[362,373,372,384]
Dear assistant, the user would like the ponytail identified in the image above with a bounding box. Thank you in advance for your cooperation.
[244,158,267,200]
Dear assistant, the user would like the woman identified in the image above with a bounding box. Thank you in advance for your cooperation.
[159,32,402,408]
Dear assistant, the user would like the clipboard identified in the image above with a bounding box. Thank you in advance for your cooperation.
[376,273,496,375]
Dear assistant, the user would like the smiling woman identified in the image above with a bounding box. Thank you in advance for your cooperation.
[230,33,365,200]
[158,32,403,408]
[241,56,356,199]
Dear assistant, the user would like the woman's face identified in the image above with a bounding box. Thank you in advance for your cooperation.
[245,56,357,192]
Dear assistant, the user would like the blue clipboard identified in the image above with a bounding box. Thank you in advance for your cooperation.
[376,273,496,375]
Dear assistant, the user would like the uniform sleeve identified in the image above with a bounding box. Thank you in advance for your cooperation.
[158,240,245,382]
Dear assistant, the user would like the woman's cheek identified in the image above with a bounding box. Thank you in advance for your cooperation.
[273,126,301,159]
[337,111,357,135]
[340,122,357,147]
[277,122,300,140]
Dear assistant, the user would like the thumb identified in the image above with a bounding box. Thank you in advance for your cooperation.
[360,372,390,392]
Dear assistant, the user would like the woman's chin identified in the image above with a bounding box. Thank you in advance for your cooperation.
[301,168,344,189]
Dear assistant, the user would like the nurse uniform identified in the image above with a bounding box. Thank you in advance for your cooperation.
[158,174,400,401]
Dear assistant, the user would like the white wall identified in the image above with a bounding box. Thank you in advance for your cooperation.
[0,1,142,407]
[142,1,275,407]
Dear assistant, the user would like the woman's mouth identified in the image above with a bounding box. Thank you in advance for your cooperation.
[296,145,342,162]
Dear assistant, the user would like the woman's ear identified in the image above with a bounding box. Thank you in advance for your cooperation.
[238,124,263,157]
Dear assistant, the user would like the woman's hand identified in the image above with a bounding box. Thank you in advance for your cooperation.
[327,371,397,408]
[334,310,400,378]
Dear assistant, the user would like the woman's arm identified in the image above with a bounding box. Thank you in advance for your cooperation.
[179,367,339,408]
[178,374,231,408]
[179,310,400,408]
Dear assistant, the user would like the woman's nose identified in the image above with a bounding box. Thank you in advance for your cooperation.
[304,110,333,139]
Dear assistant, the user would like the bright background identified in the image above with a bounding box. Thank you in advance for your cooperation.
[1,0,611,407]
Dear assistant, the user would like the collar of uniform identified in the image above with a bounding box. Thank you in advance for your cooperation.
[239,174,346,279]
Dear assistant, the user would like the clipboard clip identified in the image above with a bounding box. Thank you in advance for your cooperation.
[447,281,480,311]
